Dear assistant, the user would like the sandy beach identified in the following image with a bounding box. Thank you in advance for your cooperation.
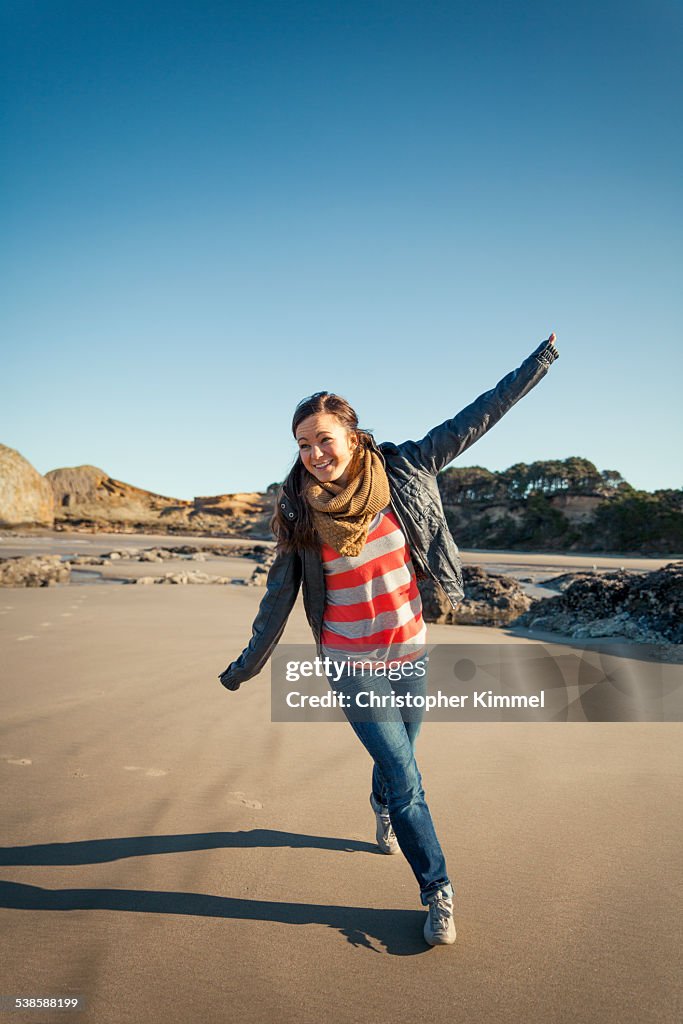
[4,0,681,1018]
[1,536,681,1024]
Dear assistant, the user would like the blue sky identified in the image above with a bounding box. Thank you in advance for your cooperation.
[2,0,681,499]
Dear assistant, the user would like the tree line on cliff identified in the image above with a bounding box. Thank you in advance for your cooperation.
[437,458,683,553]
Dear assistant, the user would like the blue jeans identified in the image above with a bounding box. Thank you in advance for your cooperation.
[328,663,453,905]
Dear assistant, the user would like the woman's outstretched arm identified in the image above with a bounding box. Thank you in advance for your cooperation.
[398,334,559,475]
[218,547,302,691]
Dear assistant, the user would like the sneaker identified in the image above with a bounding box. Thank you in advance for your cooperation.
[423,889,456,946]
[369,793,399,855]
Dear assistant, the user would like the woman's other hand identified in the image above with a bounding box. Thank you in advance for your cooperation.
[218,666,241,691]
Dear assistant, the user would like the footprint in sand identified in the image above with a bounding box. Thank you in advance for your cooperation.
[5,757,32,766]
[228,790,263,809]
[70,768,88,778]
[123,765,169,777]
[16,635,37,641]
[40,622,52,627]
[60,613,72,617]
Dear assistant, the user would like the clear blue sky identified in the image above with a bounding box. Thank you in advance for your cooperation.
[2,0,681,498]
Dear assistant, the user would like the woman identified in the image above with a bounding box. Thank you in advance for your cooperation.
[218,332,559,946]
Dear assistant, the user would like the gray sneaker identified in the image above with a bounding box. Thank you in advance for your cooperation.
[369,793,399,854]
[423,889,456,945]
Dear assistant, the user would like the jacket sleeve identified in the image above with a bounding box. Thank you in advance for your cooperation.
[398,337,559,475]
[218,547,302,690]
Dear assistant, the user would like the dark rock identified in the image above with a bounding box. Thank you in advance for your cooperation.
[514,561,683,644]
[540,571,600,592]
[419,565,531,626]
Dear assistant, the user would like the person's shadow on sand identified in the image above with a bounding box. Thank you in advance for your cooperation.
[0,830,378,865]
[0,832,432,955]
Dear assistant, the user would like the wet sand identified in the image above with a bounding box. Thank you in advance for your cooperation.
[0,542,681,1023]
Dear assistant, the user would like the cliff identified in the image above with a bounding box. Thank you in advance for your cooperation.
[0,445,55,528]
[0,448,274,537]
[45,465,274,536]
[438,460,683,554]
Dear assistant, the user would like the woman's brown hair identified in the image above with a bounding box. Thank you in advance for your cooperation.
[270,391,376,554]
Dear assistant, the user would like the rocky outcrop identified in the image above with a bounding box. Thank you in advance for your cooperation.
[69,543,273,566]
[130,571,233,585]
[540,572,592,592]
[438,461,683,553]
[125,545,277,586]
[0,554,70,586]
[45,464,185,528]
[419,566,532,627]
[514,562,683,644]
[44,465,274,537]
[0,541,277,587]
[0,445,55,528]
[246,548,276,585]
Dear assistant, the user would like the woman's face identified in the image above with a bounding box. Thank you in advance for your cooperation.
[295,412,358,487]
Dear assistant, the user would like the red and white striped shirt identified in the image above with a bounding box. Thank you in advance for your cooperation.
[320,506,427,664]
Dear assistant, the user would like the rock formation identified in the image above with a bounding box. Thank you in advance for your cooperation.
[0,542,276,587]
[44,465,274,537]
[514,562,683,645]
[0,554,70,586]
[418,566,531,627]
[130,571,233,585]
[0,445,55,528]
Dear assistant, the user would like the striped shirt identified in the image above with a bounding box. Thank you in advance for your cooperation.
[320,506,427,665]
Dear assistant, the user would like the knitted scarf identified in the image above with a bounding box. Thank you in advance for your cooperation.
[304,448,391,557]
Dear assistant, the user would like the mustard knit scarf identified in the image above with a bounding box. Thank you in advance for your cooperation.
[304,448,391,557]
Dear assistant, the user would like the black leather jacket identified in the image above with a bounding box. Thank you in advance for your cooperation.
[219,337,559,690]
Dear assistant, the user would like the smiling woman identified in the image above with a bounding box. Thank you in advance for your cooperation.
[218,333,560,947]
[272,393,381,556]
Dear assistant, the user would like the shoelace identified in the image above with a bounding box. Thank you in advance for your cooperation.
[380,812,396,844]
[429,896,453,932]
